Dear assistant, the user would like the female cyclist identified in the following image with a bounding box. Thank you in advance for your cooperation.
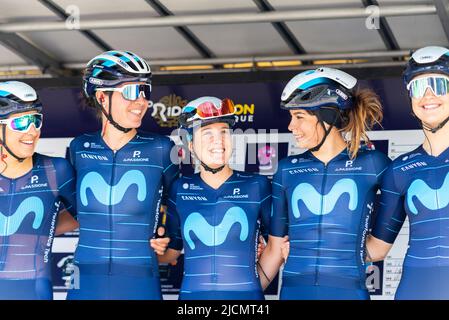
[160,96,271,300]
[66,50,178,300]
[259,67,390,300]
[368,46,449,299]
[0,81,76,299]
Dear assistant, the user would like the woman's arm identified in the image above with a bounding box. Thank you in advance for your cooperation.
[258,235,289,290]
[366,235,393,262]
[55,210,79,236]
[157,248,182,264]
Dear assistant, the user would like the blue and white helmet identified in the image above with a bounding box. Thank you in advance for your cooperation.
[403,46,449,85]
[0,81,42,119]
[83,50,152,102]
[281,67,357,111]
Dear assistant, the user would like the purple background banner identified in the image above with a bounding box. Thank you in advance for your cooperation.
[37,77,419,139]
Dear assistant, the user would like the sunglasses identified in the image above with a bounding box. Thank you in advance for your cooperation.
[97,83,151,101]
[407,76,449,99]
[185,98,235,123]
[0,113,43,133]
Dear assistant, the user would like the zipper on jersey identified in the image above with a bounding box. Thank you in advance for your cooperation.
[108,151,117,275]
[213,199,217,284]
[434,169,442,262]
[315,163,328,285]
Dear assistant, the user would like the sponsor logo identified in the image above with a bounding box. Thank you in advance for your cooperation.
[183,207,248,249]
[291,157,313,164]
[123,150,150,162]
[183,183,204,191]
[400,161,427,172]
[89,78,104,85]
[288,167,320,175]
[84,142,104,150]
[80,170,146,206]
[223,188,249,199]
[291,179,358,217]
[402,153,422,162]
[80,153,109,161]
[181,195,208,201]
[0,197,44,236]
[335,165,363,172]
[407,172,449,214]
[336,88,348,100]
[21,175,48,190]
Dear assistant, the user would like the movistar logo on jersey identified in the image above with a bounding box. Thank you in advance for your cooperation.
[80,170,147,206]
[123,150,150,163]
[407,172,449,214]
[0,196,44,236]
[184,207,249,250]
[291,179,358,217]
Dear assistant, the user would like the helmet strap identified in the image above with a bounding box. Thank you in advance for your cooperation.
[411,108,449,134]
[0,125,25,163]
[191,149,226,174]
[200,160,226,174]
[422,114,449,133]
[309,109,340,153]
[98,93,132,134]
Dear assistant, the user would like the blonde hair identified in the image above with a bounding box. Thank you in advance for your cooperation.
[341,88,383,159]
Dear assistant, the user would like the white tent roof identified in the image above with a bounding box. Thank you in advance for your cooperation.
[0,0,447,76]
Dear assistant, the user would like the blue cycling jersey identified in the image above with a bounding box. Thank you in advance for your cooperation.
[0,153,76,300]
[67,130,178,299]
[270,147,390,297]
[372,145,449,299]
[167,171,271,300]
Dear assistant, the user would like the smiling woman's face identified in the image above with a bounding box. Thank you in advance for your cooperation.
[2,110,41,159]
[96,81,149,129]
[288,109,324,149]
[410,73,449,129]
[190,122,233,168]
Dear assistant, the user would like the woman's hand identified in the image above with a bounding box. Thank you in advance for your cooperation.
[281,235,290,263]
[257,235,266,259]
[150,226,170,255]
